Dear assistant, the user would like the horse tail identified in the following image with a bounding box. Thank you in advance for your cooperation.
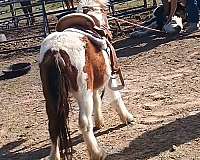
[41,48,72,159]
[55,49,72,160]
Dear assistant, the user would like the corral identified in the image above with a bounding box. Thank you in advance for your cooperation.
[1,0,200,160]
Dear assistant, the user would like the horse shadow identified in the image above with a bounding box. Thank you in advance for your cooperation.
[106,113,200,160]
[0,139,50,160]
[1,32,200,160]
[114,32,200,58]
[1,113,200,159]
[0,124,128,159]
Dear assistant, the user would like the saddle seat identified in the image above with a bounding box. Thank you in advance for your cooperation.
[56,13,108,44]
[56,13,97,32]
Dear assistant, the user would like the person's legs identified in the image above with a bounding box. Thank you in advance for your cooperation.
[64,0,71,9]
[197,0,200,10]
[187,0,199,23]
[20,1,35,25]
[154,5,167,30]
[185,0,199,32]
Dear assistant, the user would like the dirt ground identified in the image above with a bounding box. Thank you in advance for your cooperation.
[1,28,200,160]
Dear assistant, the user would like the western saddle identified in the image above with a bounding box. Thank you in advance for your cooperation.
[55,13,124,88]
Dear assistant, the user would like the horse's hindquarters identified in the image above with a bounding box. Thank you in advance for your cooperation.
[39,29,112,160]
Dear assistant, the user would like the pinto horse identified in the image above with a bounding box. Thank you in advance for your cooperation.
[39,0,133,159]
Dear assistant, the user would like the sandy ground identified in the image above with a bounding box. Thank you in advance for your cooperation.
[1,30,200,160]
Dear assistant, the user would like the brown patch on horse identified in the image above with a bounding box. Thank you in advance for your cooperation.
[59,49,79,92]
[82,36,107,90]
[40,49,79,92]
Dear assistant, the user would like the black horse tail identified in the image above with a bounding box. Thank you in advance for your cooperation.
[40,48,72,160]
[55,49,72,160]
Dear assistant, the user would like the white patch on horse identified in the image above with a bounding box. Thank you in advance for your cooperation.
[106,78,134,123]
[49,140,60,160]
[39,31,87,68]
[63,28,107,49]
[77,0,109,9]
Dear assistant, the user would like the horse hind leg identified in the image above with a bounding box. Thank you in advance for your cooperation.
[48,112,60,160]
[41,90,61,160]
[78,90,106,160]
[106,78,134,124]
[93,90,104,130]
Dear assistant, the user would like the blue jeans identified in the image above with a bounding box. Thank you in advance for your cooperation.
[153,5,167,30]
[186,0,199,23]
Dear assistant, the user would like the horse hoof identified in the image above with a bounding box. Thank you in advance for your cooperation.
[94,121,104,131]
[93,126,101,132]
[48,156,60,160]
[122,113,134,125]
[127,119,135,125]
[127,114,135,124]
[90,150,106,160]
[100,151,107,160]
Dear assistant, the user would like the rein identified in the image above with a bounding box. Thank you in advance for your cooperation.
[108,15,166,34]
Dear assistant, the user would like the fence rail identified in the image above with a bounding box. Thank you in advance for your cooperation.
[0,0,157,54]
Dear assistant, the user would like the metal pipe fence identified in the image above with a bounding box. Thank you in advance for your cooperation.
[0,0,157,54]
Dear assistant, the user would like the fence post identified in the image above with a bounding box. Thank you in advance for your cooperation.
[153,0,157,6]
[41,0,49,37]
[144,0,147,8]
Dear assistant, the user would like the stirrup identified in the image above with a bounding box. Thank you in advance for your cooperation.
[109,67,125,90]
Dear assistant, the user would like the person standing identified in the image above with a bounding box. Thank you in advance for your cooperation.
[20,0,35,25]
[185,0,199,32]
[64,0,74,9]
[161,0,199,33]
